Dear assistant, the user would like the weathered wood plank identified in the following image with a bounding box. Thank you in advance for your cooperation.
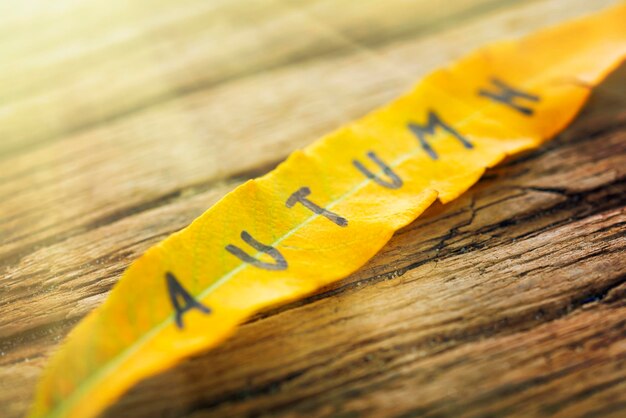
[0,0,527,157]
[1,1,625,417]
[96,71,626,416]
[0,0,617,271]
[1,68,624,417]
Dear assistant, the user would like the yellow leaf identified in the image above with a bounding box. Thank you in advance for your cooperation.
[30,4,626,418]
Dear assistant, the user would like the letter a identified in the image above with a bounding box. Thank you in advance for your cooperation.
[165,272,211,329]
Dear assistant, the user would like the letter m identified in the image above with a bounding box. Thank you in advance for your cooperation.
[407,110,473,160]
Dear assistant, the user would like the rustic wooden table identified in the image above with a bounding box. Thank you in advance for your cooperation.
[1,1,625,417]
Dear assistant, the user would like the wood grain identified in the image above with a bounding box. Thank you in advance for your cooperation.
[0,1,624,417]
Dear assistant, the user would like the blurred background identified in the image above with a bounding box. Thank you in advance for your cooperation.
[0,0,618,269]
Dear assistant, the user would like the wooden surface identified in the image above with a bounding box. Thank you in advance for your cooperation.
[1,0,625,417]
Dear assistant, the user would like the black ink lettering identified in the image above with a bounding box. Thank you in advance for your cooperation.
[286,186,348,227]
[407,111,473,160]
[165,271,211,329]
[353,151,402,189]
[225,231,288,270]
[478,78,540,116]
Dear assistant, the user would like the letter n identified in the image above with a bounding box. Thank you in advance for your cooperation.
[478,78,540,116]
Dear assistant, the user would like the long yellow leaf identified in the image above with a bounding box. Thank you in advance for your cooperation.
[30,4,626,418]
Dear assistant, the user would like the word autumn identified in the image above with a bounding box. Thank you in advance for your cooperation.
[167,77,540,329]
